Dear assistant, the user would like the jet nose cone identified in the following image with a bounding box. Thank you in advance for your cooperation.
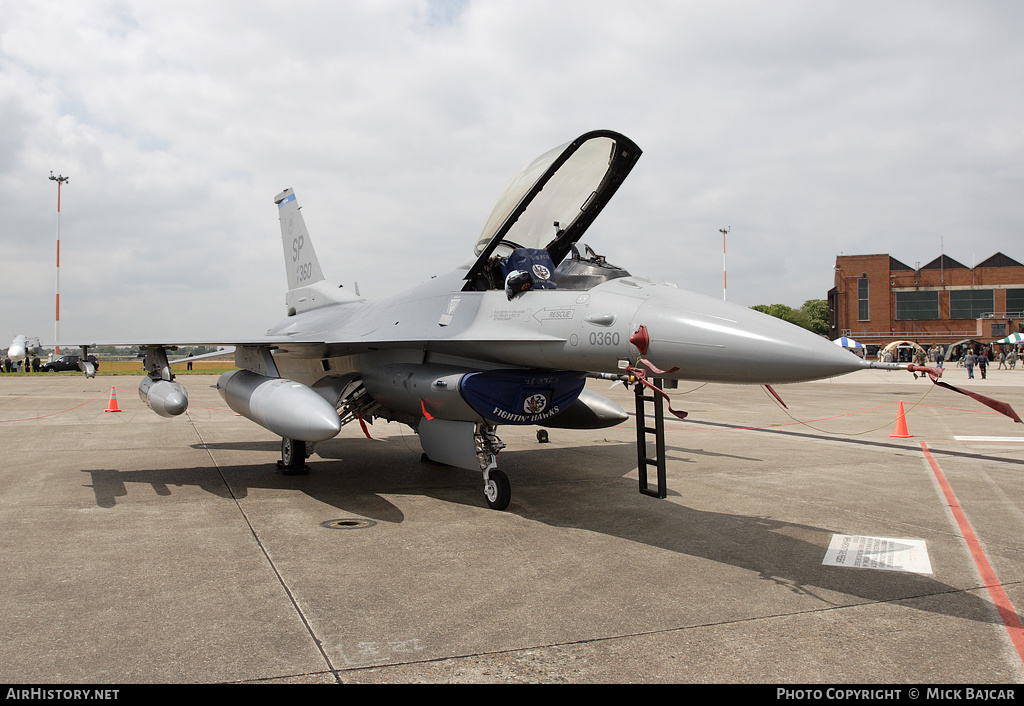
[636,291,866,384]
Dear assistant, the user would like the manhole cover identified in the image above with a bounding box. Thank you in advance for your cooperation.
[321,519,377,530]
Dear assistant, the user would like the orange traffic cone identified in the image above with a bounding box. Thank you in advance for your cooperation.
[104,386,121,413]
[890,400,911,438]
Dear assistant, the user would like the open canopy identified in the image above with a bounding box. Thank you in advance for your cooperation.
[993,332,1024,344]
[465,130,641,286]
[832,336,864,348]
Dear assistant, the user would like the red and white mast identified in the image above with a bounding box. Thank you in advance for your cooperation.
[719,227,730,301]
[49,172,69,354]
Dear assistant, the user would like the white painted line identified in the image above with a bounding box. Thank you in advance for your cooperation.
[822,535,933,575]
[953,436,1024,442]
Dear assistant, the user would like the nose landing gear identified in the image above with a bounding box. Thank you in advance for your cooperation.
[483,468,511,510]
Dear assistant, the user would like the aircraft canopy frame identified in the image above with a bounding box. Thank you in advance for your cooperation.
[464,130,641,289]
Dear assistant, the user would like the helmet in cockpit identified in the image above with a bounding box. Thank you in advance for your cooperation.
[504,269,533,300]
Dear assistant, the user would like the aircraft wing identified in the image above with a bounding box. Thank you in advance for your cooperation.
[52,330,567,366]
[50,336,316,350]
[48,336,322,377]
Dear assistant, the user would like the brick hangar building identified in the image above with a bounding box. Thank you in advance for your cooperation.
[829,252,1024,352]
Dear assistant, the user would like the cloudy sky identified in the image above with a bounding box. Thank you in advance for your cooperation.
[2,1,1022,344]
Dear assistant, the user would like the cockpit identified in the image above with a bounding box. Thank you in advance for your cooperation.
[463,131,641,297]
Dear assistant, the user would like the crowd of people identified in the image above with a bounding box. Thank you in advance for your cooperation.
[0,356,41,373]
[953,344,1022,379]
[877,341,1023,381]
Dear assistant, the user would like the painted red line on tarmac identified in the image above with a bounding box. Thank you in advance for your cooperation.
[920,441,1024,665]
[0,390,109,423]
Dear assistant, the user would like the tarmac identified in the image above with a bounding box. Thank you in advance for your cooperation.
[1,365,1023,684]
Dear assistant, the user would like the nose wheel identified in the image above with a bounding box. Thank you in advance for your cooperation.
[483,469,511,510]
[278,437,309,475]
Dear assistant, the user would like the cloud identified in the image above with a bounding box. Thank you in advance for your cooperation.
[1,0,1022,342]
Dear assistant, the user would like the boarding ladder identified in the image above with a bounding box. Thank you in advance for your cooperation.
[634,377,667,498]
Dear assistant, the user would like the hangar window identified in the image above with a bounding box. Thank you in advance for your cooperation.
[857,278,869,320]
[950,289,993,319]
[1006,289,1024,316]
[895,291,938,320]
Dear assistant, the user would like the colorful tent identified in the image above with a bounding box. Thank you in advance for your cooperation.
[993,332,1024,344]
[832,336,865,348]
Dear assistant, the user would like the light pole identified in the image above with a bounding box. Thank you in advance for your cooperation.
[49,172,69,354]
[719,227,730,301]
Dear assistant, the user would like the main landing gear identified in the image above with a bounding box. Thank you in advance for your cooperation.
[278,437,309,475]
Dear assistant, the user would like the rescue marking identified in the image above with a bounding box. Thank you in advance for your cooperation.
[532,307,575,321]
[490,308,528,322]
[438,296,461,326]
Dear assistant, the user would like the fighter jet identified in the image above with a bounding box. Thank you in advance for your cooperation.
[55,130,1020,509]
[6,335,43,369]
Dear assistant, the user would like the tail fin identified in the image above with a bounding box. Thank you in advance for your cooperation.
[274,188,361,315]
[275,188,325,290]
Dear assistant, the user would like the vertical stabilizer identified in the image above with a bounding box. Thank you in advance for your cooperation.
[275,188,325,290]
[274,188,361,315]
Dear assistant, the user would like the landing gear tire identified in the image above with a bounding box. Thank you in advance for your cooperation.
[279,437,308,475]
[484,469,511,511]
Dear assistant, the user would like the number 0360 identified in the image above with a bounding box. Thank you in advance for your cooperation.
[589,331,620,346]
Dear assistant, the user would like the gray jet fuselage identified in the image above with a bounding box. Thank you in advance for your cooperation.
[266,265,866,415]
